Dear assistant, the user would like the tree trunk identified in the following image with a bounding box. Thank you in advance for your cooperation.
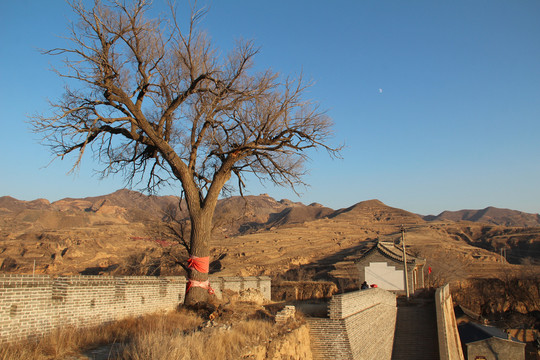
[184,209,213,305]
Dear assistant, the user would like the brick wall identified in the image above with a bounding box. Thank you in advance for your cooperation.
[0,274,271,344]
[308,288,397,360]
[0,274,186,343]
[328,287,396,319]
[435,284,465,360]
[309,318,351,359]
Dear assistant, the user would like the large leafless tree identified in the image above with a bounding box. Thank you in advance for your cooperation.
[32,0,340,304]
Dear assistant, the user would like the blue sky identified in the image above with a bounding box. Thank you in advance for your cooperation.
[1,0,539,215]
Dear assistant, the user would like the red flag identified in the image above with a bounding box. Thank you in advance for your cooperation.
[428,266,432,274]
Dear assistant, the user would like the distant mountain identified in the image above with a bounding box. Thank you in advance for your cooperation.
[4,191,538,229]
[1,190,539,277]
[212,194,333,234]
[424,207,540,227]
[330,199,425,225]
[0,190,332,235]
[0,196,51,213]
[265,202,334,229]
[52,189,185,222]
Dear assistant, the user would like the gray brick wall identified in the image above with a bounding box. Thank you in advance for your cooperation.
[308,288,397,360]
[0,274,185,343]
[329,287,396,319]
[344,300,396,359]
[0,274,272,344]
[309,318,352,359]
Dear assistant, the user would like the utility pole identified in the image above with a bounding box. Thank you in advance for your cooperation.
[401,225,410,301]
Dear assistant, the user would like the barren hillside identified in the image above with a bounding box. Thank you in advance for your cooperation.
[1,190,539,283]
[424,206,540,227]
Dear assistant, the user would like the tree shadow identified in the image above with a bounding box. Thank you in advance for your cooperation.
[79,264,120,275]
[275,240,376,291]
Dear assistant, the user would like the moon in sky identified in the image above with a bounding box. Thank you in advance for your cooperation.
[379,88,383,93]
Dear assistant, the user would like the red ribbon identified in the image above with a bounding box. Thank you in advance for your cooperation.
[186,279,215,295]
[187,256,210,274]
[186,256,214,294]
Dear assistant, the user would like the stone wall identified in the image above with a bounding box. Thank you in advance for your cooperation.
[0,274,186,343]
[435,284,465,360]
[210,275,271,300]
[308,288,397,360]
[0,274,271,344]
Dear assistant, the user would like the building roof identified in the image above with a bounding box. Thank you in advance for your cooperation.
[458,322,522,345]
[355,240,426,265]
[454,305,482,323]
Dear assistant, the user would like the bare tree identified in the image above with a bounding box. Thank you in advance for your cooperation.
[31,0,340,304]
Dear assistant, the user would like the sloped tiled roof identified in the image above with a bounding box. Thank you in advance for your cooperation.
[355,240,426,265]
[454,305,482,322]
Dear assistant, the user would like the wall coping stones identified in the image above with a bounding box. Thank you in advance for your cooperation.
[435,284,465,360]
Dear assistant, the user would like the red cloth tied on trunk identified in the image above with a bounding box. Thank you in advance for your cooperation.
[186,256,214,295]
[186,279,215,295]
[187,256,210,273]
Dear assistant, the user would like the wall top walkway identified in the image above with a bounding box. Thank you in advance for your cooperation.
[328,288,396,319]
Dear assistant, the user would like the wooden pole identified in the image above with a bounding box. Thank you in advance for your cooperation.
[401,225,410,300]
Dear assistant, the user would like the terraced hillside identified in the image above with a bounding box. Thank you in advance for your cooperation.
[0,190,539,282]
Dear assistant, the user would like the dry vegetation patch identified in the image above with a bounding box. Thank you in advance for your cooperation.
[0,298,308,360]
[120,317,276,360]
[0,310,203,360]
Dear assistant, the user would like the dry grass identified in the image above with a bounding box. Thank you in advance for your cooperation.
[0,301,298,360]
[0,310,204,360]
[119,318,275,360]
[118,300,287,360]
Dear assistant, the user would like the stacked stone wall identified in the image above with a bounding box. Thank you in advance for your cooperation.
[308,288,397,360]
[435,284,465,360]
